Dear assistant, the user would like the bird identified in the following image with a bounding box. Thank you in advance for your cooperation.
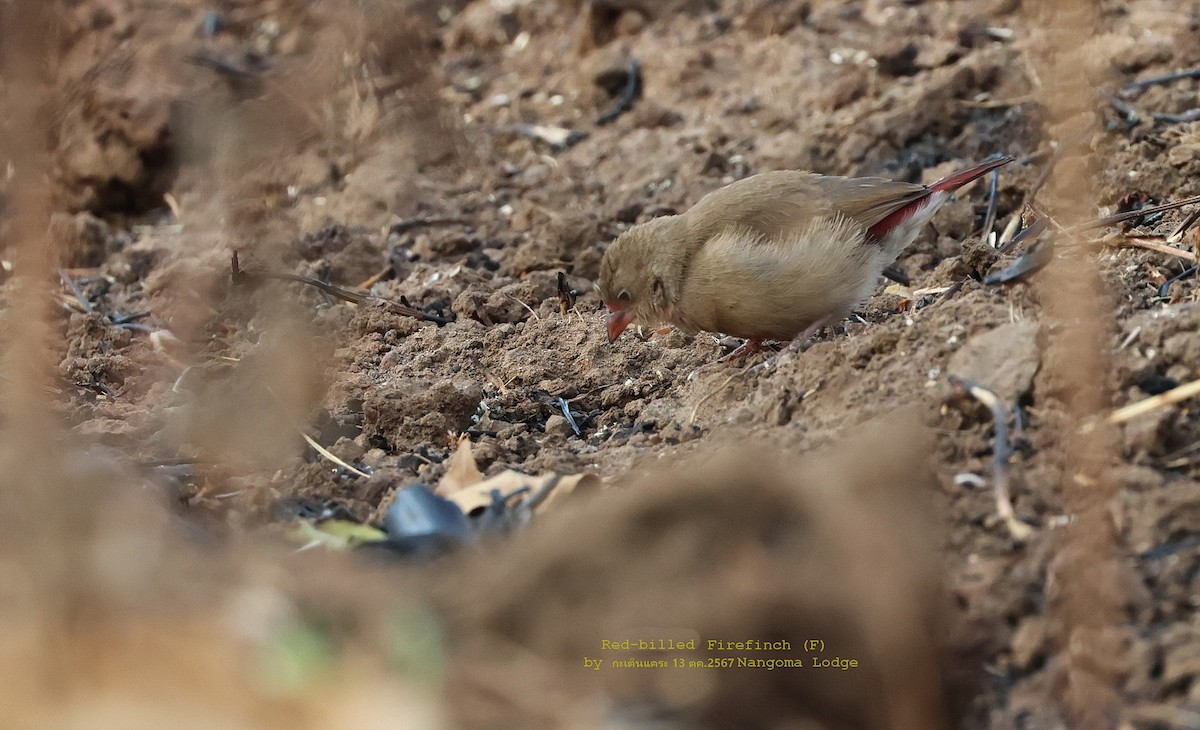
[597,153,1014,368]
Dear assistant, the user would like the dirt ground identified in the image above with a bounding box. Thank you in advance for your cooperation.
[3,0,1200,728]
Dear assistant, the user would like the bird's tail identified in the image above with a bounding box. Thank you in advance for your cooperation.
[866,153,1015,253]
[927,153,1015,193]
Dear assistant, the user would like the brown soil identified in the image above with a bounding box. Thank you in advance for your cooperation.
[3,0,1200,727]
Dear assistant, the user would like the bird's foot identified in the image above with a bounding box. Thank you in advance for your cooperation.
[744,318,830,377]
[686,339,762,381]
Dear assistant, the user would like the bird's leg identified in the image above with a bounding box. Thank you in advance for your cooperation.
[686,338,762,381]
[718,338,763,362]
[745,317,830,376]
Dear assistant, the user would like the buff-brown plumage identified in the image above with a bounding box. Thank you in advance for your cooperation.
[597,155,1012,347]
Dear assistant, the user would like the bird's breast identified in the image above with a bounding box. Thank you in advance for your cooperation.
[673,217,884,341]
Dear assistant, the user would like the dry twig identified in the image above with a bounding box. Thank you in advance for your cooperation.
[949,375,1035,541]
[388,217,464,236]
[230,251,452,324]
[1108,236,1198,262]
[57,268,94,312]
[1167,209,1200,243]
[688,368,745,426]
[596,58,642,126]
[355,265,392,290]
[959,94,1037,109]
[1122,66,1200,92]
[996,215,1048,255]
[301,432,369,478]
[980,167,1001,243]
[1158,265,1197,298]
[1108,377,1200,425]
[556,271,578,316]
[1066,194,1200,234]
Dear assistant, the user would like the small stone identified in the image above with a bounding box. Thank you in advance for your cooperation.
[361,448,389,469]
[1010,616,1047,670]
[545,414,575,439]
[875,41,920,77]
[1110,464,1165,492]
[331,437,365,464]
[51,211,112,268]
[1169,143,1200,167]
[959,236,1001,278]
[948,321,1040,402]
[1120,406,1176,458]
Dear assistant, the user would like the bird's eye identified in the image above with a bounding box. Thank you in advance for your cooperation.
[618,290,632,302]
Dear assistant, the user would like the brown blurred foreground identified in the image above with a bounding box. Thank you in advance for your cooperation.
[3,1,1200,728]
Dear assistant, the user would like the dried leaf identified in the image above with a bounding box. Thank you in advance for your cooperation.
[446,470,600,515]
[536,473,600,511]
[439,436,483,494]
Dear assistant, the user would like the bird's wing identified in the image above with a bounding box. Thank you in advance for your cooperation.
[686,171,928,245]
[809,175,930,231]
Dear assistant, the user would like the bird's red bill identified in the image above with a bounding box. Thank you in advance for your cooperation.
[606,308,635,342]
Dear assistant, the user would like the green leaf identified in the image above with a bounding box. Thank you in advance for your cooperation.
[289,519,388,551]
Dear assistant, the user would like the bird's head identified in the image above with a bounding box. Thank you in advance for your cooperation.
[596,217,683,342]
